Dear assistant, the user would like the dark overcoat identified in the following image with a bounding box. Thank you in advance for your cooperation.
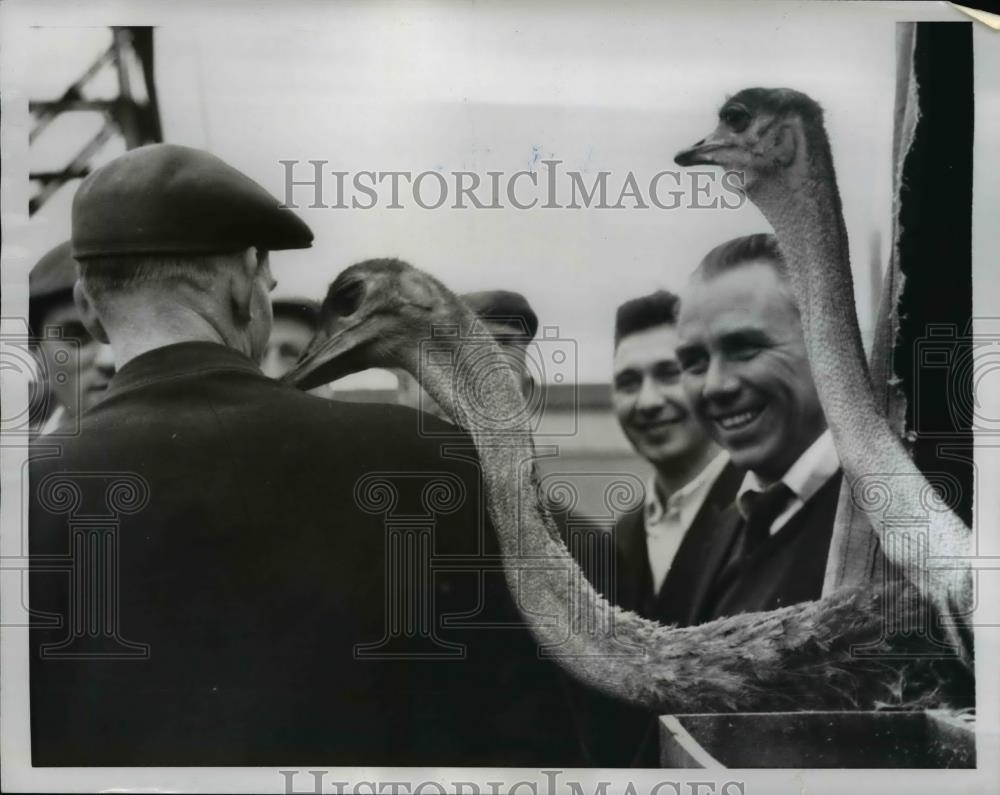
[30,342,582,766]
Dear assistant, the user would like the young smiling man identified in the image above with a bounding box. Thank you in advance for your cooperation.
[572,291,744,768]
[609,290,744,626]
[675,233,841,621]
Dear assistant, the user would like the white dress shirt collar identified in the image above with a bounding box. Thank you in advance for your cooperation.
[39,405,67,437]
[646,450,730,530]
[737,429,840,535]
[643,451,730,593]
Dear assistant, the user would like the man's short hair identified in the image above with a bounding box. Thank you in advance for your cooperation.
[693,233,787,282]
[78,252,245,313]
[614,290,680,346]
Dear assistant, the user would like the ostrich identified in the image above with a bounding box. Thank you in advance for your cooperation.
[674,87,973,661]
[282,258,970,714]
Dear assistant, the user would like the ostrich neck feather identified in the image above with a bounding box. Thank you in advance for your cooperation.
[395,301,967,712]
[746,122,972,660]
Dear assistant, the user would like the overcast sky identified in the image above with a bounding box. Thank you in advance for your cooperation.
[25,1,907,383]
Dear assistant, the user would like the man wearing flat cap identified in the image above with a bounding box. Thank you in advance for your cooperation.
[28,241,115,433]
[461,289,539,397]
[29,144,583,766]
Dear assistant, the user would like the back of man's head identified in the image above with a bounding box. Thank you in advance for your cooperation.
[69,143,313,368]
[75,249,274,366]
[79,253,239,312]
[614,289,680,346]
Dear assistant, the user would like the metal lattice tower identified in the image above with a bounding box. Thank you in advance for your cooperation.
[29,27,162,215]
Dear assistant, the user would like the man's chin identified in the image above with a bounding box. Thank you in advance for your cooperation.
[725,440,772,477]
[641,441,693,468]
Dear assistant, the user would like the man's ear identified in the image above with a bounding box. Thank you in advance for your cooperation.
[230,247,261,323]
[73,281,110,344]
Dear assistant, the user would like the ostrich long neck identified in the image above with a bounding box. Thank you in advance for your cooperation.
[749,130,972,628]
[392,297,963,710]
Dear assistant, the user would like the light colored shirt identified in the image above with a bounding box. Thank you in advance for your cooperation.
[645,451,730,593]
[737,429,840,536]
[39,405,67,437]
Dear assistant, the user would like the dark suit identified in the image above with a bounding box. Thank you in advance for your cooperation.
[703,471,843,621]
[29,342,582,766]
[611,462,745,626]
[565,461,743,766]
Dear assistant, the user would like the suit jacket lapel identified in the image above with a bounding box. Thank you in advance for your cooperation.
[656,462,745,626]
[611,507,652,613]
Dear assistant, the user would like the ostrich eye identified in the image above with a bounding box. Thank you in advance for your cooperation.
[327,280,364,317]
[720,106,751,133]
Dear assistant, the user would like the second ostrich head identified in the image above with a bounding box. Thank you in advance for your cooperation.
[282,257,457,391]
[674,87,832,195]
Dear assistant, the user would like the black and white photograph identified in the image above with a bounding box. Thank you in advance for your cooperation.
[1,1,998,793]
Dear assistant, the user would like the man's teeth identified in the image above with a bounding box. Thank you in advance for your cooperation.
[718,408,761,430]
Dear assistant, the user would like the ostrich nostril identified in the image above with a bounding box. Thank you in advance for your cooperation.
[694,138,705,146]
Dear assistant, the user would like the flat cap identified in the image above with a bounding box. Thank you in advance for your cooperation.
[461,289,538,341]
[72,143,313,259]
[30,241,77,300]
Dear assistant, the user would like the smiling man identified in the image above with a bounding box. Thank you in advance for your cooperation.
[609,290,744,626]
[676,233,841,621]
[260,298,320,380]
[573,291,744,768]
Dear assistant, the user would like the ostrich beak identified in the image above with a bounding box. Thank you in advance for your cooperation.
[674,134,726,167]
[280,323,370,391]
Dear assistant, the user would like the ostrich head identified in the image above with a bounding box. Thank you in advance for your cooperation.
[282,258,453,391]
[674,87,829,193]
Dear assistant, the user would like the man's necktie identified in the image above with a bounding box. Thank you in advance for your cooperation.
[739,482,796,556]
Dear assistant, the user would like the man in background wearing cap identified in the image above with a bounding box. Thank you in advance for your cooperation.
[260,297,320,380]
[29,144,583,766]
[461,289,539,399]
[396,288,538,412]
[569,290,744,766]
[28,241,115,434]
